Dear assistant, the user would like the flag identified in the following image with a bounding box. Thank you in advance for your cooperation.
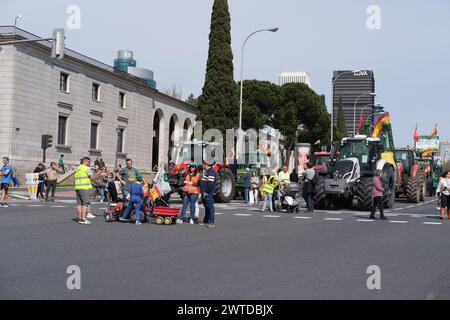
[357,113,365,135]
[421,149,433,158]
[413,124,419,143]
[429,123,438,139]
[371,113,391,138]
[150,167,172,200]
[314,139,321,146]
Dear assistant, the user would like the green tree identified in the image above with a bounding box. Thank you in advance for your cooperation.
[275,83,330,164]
[186,94,198,107]
[335,96,347,141]
[197,0,239,133]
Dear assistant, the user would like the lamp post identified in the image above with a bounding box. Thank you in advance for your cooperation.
[330,70,361,143]
[14,15,22,27]
[357,103,381,135]
[353,92,376,136]
[239,27,279,132]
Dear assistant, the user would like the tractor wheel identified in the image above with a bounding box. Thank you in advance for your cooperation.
[355,177,373,211]
[155,216,164,225]
[314,178,329,210]
[382,165,396,209]
[131,210,146,224]
[418,173,426,202]
[406,176,421,203]
[214,167,236,203]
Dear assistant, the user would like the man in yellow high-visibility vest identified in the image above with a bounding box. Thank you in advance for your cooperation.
[75,157,94,225]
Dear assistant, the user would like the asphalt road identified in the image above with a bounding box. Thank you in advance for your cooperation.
[0,195,449,300]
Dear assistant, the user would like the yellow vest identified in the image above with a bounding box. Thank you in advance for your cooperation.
[262,176,276,194]
[279,171,290,185]
[74,165,92,190]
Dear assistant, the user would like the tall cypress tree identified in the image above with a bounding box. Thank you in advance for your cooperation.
[197,0,239,133]
[336,96,347,140]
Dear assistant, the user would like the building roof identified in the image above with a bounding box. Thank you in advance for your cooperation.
[0,26,197,112]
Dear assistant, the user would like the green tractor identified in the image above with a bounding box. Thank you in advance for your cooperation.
[416,157,442,196]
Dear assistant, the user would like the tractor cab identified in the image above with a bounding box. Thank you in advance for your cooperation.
[339,136,382,172]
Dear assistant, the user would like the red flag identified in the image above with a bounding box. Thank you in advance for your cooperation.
[357,113,365,134]
[413,124,419,143]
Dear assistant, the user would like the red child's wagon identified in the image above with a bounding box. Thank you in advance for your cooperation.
[152,206,180,225]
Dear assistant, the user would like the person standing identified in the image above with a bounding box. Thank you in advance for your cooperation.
[303,163,317,212]
[436,171,450,220]
[200,160,217,228]
[261,175,275,213]
[243,168,251,204]
[44,162,61,202]
[290,168,299,183]
[34,163,46,201]
[177,163,201,225]
[0,157,13,208]
[75,157,94,225]
[370,169,388,220]
[249,171,260,206]
[98,158,106,169]
[116,159,140,198]
[120,175,145,225]
[58,155,65,174]
[92,167,108,202]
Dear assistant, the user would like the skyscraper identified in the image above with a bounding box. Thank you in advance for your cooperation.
[279,72,311,88]
[332,70,375,136]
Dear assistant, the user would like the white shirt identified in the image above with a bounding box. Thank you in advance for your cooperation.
[437,178,450,196]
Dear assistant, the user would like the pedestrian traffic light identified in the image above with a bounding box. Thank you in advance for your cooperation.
[41,135,53,150]
[51,29,65,60]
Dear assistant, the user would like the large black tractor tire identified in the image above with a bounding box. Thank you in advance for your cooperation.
[355,177,373,211]
[313,178,329,210]
[418,173,426,202]
[214,167,236,203]
[131,209,146,224]
[382,165,396,209]
[406,176,421,203]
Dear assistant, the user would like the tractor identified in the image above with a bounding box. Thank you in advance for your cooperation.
[314,135,397,210]
[416,156,442,196]
[311,152,331,177]
[394,148,426,203]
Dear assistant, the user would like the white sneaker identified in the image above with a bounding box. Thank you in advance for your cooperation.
[3,204,8,208]
[190,219,195,225]
[135,221,142,225]
[78,219,92,225]
[176,219,184,224]
[87,213,96,219]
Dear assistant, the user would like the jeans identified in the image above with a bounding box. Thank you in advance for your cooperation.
[244,187,250,203]
[262,193,273,212]
[272,189,279,210]
[45,180,57,200]
[203,195,216,224]
[371,196,384,218]
[122,196,142,221]
[305,193,314,211]
[97,186,105,200]
[37,182,45,199]
[180,193,199,221]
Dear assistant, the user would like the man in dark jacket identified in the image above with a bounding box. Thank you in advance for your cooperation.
[242,168,251,204]
[200,160,217,229]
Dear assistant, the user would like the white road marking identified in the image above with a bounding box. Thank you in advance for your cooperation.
[324,218,343,221]
[234,214,253,217]
[325,211,342,215]
[215,212,225,215]
[356,219,375,222]
[27,205,44,207]
[424,222,442,225]
[389,220,409,224]
[263,215,281,218]
[293,216,312,220]
[394,208,404,211]
[407,206,416,209]
[51,206,68,208]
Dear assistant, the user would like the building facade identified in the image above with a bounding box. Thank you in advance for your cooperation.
[332,70,375,136]
[0,26,196,174]
[279,71,311,88]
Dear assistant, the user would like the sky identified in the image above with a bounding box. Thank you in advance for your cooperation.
[2,0,450,146]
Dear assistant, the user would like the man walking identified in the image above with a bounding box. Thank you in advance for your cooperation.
[44,162,60,202]
[116,159,140,198]
[243,167,251,204]
[75,157,94,225]
[58,155,65,174]
[200,160,217,229]
[0,157,13,208]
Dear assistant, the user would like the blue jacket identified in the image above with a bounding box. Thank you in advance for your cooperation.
[200,167,217,195]
[129,183,144,199]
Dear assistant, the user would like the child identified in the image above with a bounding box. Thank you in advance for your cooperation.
[120,175,144,225]
[261,175,275,213]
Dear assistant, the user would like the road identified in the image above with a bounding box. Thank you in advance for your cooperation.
[0,195,449,300]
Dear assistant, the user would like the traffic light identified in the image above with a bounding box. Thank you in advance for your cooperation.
[51,29,65,60]
[41,135,53,150]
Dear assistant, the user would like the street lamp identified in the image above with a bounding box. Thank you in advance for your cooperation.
[330,70,361,143]
[14,15,22,27]
[353,92,376,136]
[357,103,381,134]
[239,27,279,132]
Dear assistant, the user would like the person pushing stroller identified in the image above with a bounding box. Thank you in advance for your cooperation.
[120,175,144,225]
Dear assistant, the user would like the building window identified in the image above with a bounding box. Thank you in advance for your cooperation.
[60,72,69,93]
[117,128,124,153]
[119,92,126,109]
[92,83,100,101]
[90,122,99,150]
[58,115,68,145]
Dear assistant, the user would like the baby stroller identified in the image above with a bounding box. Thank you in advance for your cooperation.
[278,182,302,213]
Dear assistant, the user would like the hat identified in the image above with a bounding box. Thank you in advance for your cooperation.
[189,162,198,168]
[136,174,143,181]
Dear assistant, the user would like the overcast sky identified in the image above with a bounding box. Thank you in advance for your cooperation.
[2,0,449,146]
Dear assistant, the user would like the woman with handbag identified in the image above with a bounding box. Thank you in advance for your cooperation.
[436,171,450,220]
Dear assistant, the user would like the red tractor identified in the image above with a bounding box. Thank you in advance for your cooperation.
[311,152,331,175]
[168,141,236,203]
[394,148,426,203]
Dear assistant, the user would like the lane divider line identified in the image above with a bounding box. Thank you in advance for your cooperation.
[389,221,409,224]
[324,218,343,221]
